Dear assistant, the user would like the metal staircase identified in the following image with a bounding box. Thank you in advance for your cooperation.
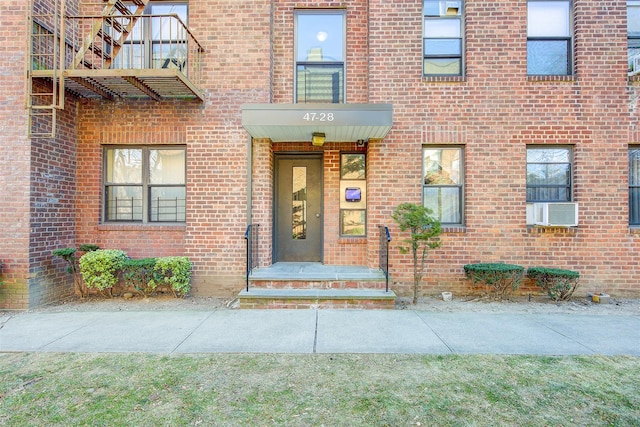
[71,0,148,70]
[27,0,203,138]
[27,0,149,138]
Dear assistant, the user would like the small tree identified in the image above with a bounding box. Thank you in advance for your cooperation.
[52,244,100,298]
[392,203,442,304]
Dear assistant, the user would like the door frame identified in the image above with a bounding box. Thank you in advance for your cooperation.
[273,153,324,263]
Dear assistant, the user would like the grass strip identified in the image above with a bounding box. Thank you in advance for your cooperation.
[1,353,638,426]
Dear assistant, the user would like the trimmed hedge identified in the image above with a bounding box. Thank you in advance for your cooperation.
[150,256,192,298]
[79,252,192,298]
[527,267,580,301]
[121,258,158,296]
[79,249,128,296]
[464,263,525,299]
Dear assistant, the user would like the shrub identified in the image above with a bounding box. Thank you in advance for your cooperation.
[150,256,192,298]
[79,244,100,253]
[464,263,524,300]
[79,249,128,296]
[527,267,580,301]
[121,258,158,296]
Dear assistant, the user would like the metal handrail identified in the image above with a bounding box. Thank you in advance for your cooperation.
[244,224,259,292]
[379,226,391,293]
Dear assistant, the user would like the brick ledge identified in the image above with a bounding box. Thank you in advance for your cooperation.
[98,223,186,232]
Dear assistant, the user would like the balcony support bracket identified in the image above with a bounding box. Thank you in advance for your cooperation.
[122,76,162,101]
[67,75,117,101]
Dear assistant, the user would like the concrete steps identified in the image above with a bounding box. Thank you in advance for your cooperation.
[238,263,395,309]
[238,288,396,309]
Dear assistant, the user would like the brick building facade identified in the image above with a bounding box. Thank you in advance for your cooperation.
[1,0,640,309]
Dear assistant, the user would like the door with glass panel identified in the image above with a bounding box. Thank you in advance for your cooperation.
[275,155,323,262]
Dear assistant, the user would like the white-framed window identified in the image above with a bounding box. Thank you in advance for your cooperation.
[629,1,640,74]
[423,147,463,224]
[294,9,345,103]
[527,0,573,76]
[423,0,464,76]
[526,147,572,202]
[104,146,186,223]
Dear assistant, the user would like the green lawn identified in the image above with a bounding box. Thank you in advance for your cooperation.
[1,353,639,426]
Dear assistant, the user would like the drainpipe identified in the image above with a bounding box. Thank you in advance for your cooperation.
[367,0,370,103]
[247,135,252,225]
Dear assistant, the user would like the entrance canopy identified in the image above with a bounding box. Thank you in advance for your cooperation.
[241,103,393,142]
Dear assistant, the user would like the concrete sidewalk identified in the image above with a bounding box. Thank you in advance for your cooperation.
[1,309,639,355]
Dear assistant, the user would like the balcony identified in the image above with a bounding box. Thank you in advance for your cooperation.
[29,11,204,101]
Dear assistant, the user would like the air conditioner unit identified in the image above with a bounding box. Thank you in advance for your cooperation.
[533,202,578,227]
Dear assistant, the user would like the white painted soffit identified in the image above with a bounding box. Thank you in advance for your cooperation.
[241,103,393,142]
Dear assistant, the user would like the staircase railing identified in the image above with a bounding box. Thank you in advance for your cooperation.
[379,226,391,293]
[244,224,259,292]
[64,13,204,85]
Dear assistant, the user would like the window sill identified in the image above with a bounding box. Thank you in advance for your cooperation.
[527,75,576,83]
[628,226,640,235]
[441,225,466,233]
[423,75,466,84]
[99,223,186,232]
[526,225,577,235]
[338,236,367,244]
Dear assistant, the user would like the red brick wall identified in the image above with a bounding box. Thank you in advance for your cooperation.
[0,0,83,309]
[75,0,273,298]
[365,0,639,297]
[0,1,31,309]
[251,139,274,268]
[7,0,640,308]
[28,88,79,307]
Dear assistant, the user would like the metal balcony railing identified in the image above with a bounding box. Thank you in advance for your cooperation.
[30,13,204,100]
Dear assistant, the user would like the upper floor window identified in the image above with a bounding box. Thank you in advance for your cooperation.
[527,1,573,76]
[423,0,463,76]
[113,2,188,70]
[526,147,572,202]
[629,1,640,75]
[295,10,345,103]
[423,147,463,224]
[104,146,186,223]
